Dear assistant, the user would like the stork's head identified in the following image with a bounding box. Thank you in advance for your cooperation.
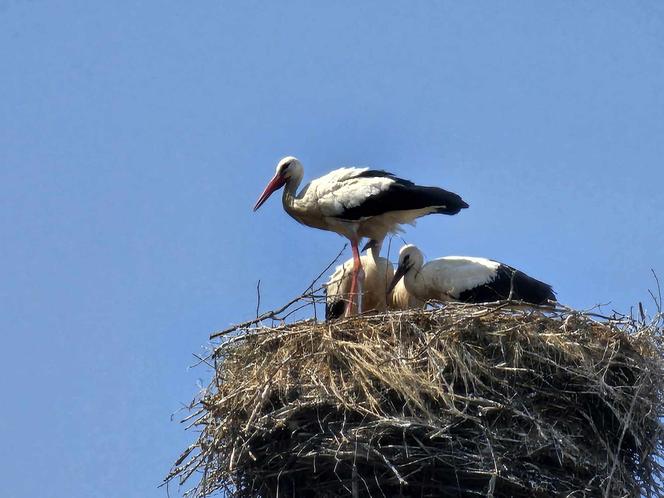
[253,156,304,211]
[387,244,424,294]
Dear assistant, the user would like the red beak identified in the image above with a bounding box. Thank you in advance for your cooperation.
[253,173,287,211]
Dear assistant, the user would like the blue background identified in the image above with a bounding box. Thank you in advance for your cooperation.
[1,2,662,497]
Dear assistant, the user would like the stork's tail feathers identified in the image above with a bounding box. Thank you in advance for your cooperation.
[457,266,555,305]
[499,267,556,305]
[434,193,469,215]
[404,184,469,216]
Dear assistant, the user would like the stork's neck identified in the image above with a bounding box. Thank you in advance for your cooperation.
[281,175,303,213]
[403,265,423,298]
[367,244,382,262]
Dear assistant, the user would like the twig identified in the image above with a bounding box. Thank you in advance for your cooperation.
[210,294,308,340]
[649,269,662,315]
[255,280,261,318]
[304,243,348,294]
[210,244,347,340]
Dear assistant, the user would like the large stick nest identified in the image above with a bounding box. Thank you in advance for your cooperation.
[167,304,664,497]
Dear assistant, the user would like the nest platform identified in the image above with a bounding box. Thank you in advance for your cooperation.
[167,304,664,497]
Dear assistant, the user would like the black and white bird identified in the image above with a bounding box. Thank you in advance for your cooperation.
[324,250,394,320]
[388,244,556,305]
[254,157,469,315]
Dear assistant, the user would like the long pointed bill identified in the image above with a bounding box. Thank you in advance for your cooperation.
[387,263,409,294]
[361,239,376,253]
[253,174,286,211]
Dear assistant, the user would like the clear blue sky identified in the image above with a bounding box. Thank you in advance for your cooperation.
[1,2,663,497]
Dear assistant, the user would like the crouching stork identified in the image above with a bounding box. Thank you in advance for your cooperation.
[324,250,394,320]
[388,244,555,306]
[253,157,469,316]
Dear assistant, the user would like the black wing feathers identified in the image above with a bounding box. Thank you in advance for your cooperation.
[337,170,469,220]
[355,169,408,182]
[458,265,555,305]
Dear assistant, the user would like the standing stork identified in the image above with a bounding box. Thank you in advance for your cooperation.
[253,156,469,316]
[388,244,555,305]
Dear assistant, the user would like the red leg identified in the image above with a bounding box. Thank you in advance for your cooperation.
[345,239,364,317]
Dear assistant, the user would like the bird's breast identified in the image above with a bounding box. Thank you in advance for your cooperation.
[285,201,330,231]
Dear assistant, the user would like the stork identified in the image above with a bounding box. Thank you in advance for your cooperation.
[388,244,555,305]
[253,156,469,315]
[362,239,424,311]
[324,250,394,320]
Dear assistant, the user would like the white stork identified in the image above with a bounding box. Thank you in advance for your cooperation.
[388,244,556,305]
[361,239,424,311]
[253,157,469,315]
[324,250,394,320]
